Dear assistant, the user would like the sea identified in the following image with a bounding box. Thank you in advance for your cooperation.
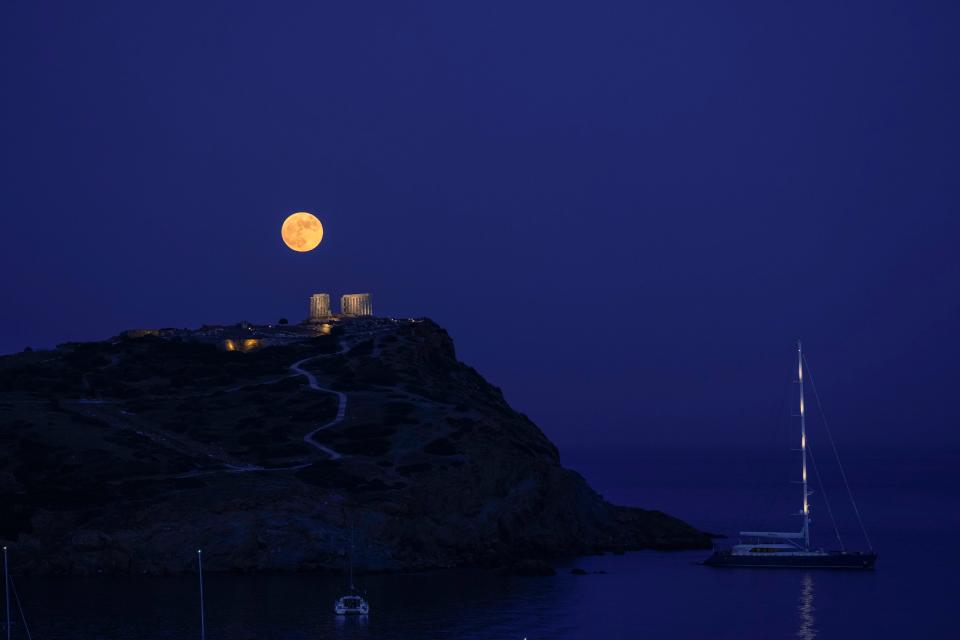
[9,445,959,639]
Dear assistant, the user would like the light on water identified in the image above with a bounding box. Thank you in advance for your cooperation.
[5,449,959,639]
[797,573,816,640]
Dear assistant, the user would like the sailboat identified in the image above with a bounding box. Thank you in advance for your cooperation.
[333,533,369,615]
[704,342,877,570]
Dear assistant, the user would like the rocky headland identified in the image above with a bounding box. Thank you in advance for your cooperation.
[0,317,710,575]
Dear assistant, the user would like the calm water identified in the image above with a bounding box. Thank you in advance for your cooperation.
[9,446,959,639]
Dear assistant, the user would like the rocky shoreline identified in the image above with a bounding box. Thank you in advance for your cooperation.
[0,317,710,575]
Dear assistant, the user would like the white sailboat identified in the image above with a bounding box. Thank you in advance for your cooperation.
[334,535,369,615]
[704,341,877,569]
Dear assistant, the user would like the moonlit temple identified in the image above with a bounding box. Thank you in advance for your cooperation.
[340,293,373,317]
[309,293,331,322]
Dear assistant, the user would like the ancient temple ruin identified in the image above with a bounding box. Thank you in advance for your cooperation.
[340,293,372,317]
[309,293,331,322]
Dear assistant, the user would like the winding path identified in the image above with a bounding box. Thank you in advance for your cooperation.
[81,331,391,478]
[290,354,346,461]
[175,339,353,476]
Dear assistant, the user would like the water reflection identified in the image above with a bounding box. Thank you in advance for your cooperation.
[797,572,816,640]
[13,552,899,639]
[13,569,580,640]
[335,613,370,637]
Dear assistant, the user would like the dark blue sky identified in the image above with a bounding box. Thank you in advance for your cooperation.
[2,2,958,448]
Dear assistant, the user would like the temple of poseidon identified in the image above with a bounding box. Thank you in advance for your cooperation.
[119,292,399,354]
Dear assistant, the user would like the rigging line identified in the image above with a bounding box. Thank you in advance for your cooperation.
[802,354,874,551]
[807,439,844,550]
[754,374,794,526]
[8,578,32,640]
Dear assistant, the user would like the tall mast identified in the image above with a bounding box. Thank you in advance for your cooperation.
[349,533,355,592]
[4,546,9,640]
[798,341,810,549]
[198,549,206,640]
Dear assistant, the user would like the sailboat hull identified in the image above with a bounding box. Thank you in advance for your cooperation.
[704,550,877,570]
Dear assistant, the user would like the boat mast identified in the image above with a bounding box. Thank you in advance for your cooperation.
[198,549,206,640]
[4,546,9,640]
[798,341,810,550]
[349,534,355,592]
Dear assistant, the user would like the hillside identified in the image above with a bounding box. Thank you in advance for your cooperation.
[0,317,710,575]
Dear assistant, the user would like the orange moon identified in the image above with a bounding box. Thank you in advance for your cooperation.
[281,212,324,252]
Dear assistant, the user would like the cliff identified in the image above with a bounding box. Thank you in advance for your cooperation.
[0,318,709,575]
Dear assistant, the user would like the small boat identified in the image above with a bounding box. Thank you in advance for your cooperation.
[334,594,370,616]
[704,342,877,570]
[334,533,369,615]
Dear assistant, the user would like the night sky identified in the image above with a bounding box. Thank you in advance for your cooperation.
[2,2,958,450]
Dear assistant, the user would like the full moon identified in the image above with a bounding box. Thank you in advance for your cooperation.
[281,212,324,252]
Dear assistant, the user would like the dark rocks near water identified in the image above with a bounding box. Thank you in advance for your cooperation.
[496,559,557,577]
[0,317,711,575]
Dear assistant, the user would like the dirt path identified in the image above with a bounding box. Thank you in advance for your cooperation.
[290,353,346,461]
[73,329,391,477]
